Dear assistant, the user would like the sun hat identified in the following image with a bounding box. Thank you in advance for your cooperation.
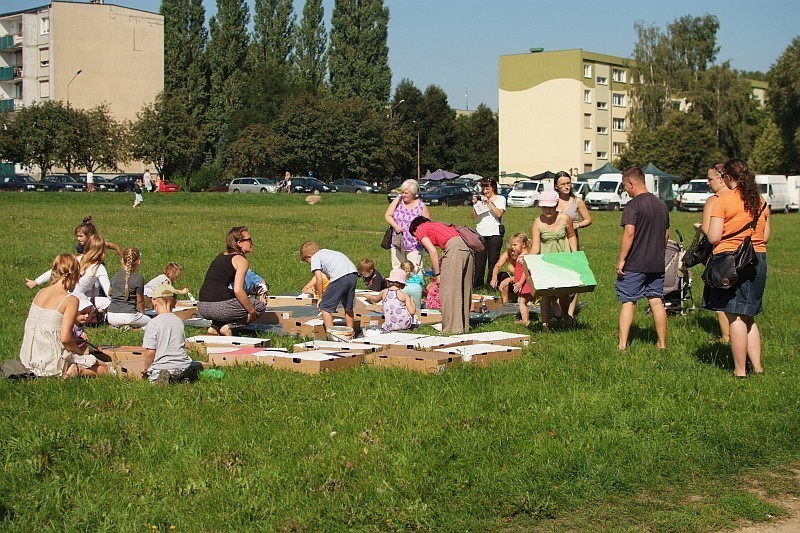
[387,268,408,285]
[538,189,559,207]
[152,283,179,299]
[75,294,94,312]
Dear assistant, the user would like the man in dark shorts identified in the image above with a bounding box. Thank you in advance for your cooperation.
[616,167,670,350]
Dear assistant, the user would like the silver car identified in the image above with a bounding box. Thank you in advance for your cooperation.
[228,177,278,193]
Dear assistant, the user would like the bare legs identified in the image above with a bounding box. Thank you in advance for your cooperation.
[516,294,531,326]
[617,297,667,350]
[726,313,762,377]
[716,311,730,343]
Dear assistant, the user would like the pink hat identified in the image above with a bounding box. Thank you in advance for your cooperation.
[538,189,559,207]
[387,268,408,285]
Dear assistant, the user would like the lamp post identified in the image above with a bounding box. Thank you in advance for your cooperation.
[413,120,421,180]
[66,68,82,108]
[385,99,405,119]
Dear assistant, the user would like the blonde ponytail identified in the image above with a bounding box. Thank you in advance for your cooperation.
[122,247,140,300]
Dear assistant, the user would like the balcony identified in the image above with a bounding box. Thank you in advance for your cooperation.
[0,66,19,81]
[0,98,14,112]
[0,34,23,51]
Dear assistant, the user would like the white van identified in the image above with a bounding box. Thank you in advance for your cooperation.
[507,179,554,207]
[787,176,800,211]
[755,175,791,213]
[585,173,655,210]
[677,179,713,212]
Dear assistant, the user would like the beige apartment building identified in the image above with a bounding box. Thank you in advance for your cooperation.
[0,0,163,173]
[499,49,632,182]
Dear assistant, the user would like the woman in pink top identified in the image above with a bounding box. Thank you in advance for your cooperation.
[409,216,473,334]
[384,179,431,272]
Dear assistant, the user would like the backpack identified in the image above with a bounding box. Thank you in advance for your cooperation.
[453,225,486,254]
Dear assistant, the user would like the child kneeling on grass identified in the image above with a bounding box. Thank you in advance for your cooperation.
[141,283,202,384]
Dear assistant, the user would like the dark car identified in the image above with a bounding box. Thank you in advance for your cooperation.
[498,184,513,199]
[290,177,334,194]
[77,174,117,192]
[386,180,436,202]
[331,179,378,193]
[419,185,474,207]
[206,181,231,192]
[0,174,38,192]
[110,174,139,192]
[38,174,86,192]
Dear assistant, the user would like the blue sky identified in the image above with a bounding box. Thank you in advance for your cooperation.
[5,0,798,111]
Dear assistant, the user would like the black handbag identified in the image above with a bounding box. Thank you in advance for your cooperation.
[683,230,712,268]
[701,203,766,289]
[380,227,394,250]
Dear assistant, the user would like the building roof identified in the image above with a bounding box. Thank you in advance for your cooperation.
[0,1,159,18]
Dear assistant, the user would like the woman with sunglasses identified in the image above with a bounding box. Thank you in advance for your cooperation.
[197,226,266,335]
[470,178,506,288]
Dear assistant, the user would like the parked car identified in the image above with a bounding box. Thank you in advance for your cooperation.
[228,177,278,193]
[498,184,513,199]
[676,179,712,212]
[419,184,473,207]
[290,177,334,194]
[386,180,436,202]
[572,182,590,200]
[0,174,38,192]
[331,179,378,193]
[158,180,180,192]
[76,174,117,192]
[110,174,140,192]
[38,174,86,192]
[206,181,231,192]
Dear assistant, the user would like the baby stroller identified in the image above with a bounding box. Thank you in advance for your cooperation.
[663,229,695,315]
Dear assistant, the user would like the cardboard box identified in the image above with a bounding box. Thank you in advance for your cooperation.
[207,349,285,367]
[271,351,364,374]
[358,332,428,347]
[281,317,328,339]
[354,295,383,314]
[386,335,471,352]
[171,307,197,321]
[523,251,597,296]
[98,345,148,364]
[252,310,293,325]
[417,309,442,325]
[114,357,148,379]
[354,312,385,328]
[451,331,531,347]
[434,343,522,366]
[292,340,380,355]
[470,295,503,313]
[268,294,317,307]
[185,335,269,354]
[366,347,461,374]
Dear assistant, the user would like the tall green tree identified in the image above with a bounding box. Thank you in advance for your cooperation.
[207,0,250,156]
[225,124,278,178]
[391,79,425,179]
[419,85,457,172]
[5,100,69,176]
[72,104,128,173]
[629,21,675,131]
[667,14,720,90]
[750,120,786,174]
[767,36,800,169]
[252,0,296,69]
[294,0,327,91]
[328,0,391,106]
[453,104,498,177]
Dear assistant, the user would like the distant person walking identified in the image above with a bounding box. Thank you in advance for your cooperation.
[616,167,670,351]
[86,170,95,193]
[143,168,153,192]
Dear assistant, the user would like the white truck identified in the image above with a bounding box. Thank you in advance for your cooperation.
[755,175,791,213]
[585,173,656,211]
[507,179,553,207]
[676,179,713,212]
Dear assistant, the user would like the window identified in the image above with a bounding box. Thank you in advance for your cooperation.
[597,126,608,135]
[612,93,625,107]
[597,151,608,160]
[613,117,626,131]
[584,140,591,154]
[584,89,591,103]
[583,64,592,78]
[584,113,591,129]
[584,164,593,173]
[613,142,624,155]
[596,101,608,110]
[40,16,49,35]
[596,76,607,85]
[39,48,49,68]
[612,68,627,83]
[39,80,49,98]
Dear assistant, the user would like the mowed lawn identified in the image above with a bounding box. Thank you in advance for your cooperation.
[1,191,799,531]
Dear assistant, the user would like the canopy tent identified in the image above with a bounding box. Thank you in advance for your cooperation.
[529,170,556,181]
[577,162,620,181]
[501,172,530,180]
[424,169,458,181]
[457,173,484,181]
[641,163,678,209]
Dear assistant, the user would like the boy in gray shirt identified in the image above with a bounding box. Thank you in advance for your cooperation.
[299,241,358,330]
[141,283,199,384]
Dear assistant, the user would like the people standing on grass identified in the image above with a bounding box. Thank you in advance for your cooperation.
[197,227,266,336]
[555,170,592,319]
[616,167,670,351]
[531,190,578,331]
[384,179,431,271]
[471,178,506,289]
[505,233,534,327]
[133,179,143,208]
[143,168,153,192]
[695,163,732,344]
[409,216,474,334]
[20,254,109,378]
[702,158,770,378]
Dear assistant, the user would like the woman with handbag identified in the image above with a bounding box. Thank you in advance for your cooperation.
[384,179,431,272]
[694,163,732,343]
[470,178,506,288]
[703,158,770,378]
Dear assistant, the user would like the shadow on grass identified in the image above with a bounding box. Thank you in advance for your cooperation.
[696,312,724,338]
[694,342,734,371]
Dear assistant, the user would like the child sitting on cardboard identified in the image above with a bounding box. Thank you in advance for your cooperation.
[141,283,202,384]
[300,241,358,329]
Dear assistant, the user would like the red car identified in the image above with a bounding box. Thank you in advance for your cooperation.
[158,180,179,192]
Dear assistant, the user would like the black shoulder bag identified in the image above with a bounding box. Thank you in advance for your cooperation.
[701,203,766,289]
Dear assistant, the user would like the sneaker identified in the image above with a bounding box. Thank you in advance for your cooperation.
[155,369,171,385]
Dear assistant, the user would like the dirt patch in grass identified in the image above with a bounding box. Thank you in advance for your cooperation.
[734,466,800,532]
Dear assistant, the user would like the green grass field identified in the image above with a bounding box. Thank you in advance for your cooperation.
[1,192,799,531]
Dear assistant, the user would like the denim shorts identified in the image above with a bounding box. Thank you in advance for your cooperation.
[615,271,665,303]
[702,253,766,317]
[319,272,357,313]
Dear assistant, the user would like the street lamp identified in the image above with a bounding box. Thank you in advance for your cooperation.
[413,119,420,181]
[385,99,405,119]
[66,68,82,108]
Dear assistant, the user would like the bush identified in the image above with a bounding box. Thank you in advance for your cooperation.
[188,163,224,192]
